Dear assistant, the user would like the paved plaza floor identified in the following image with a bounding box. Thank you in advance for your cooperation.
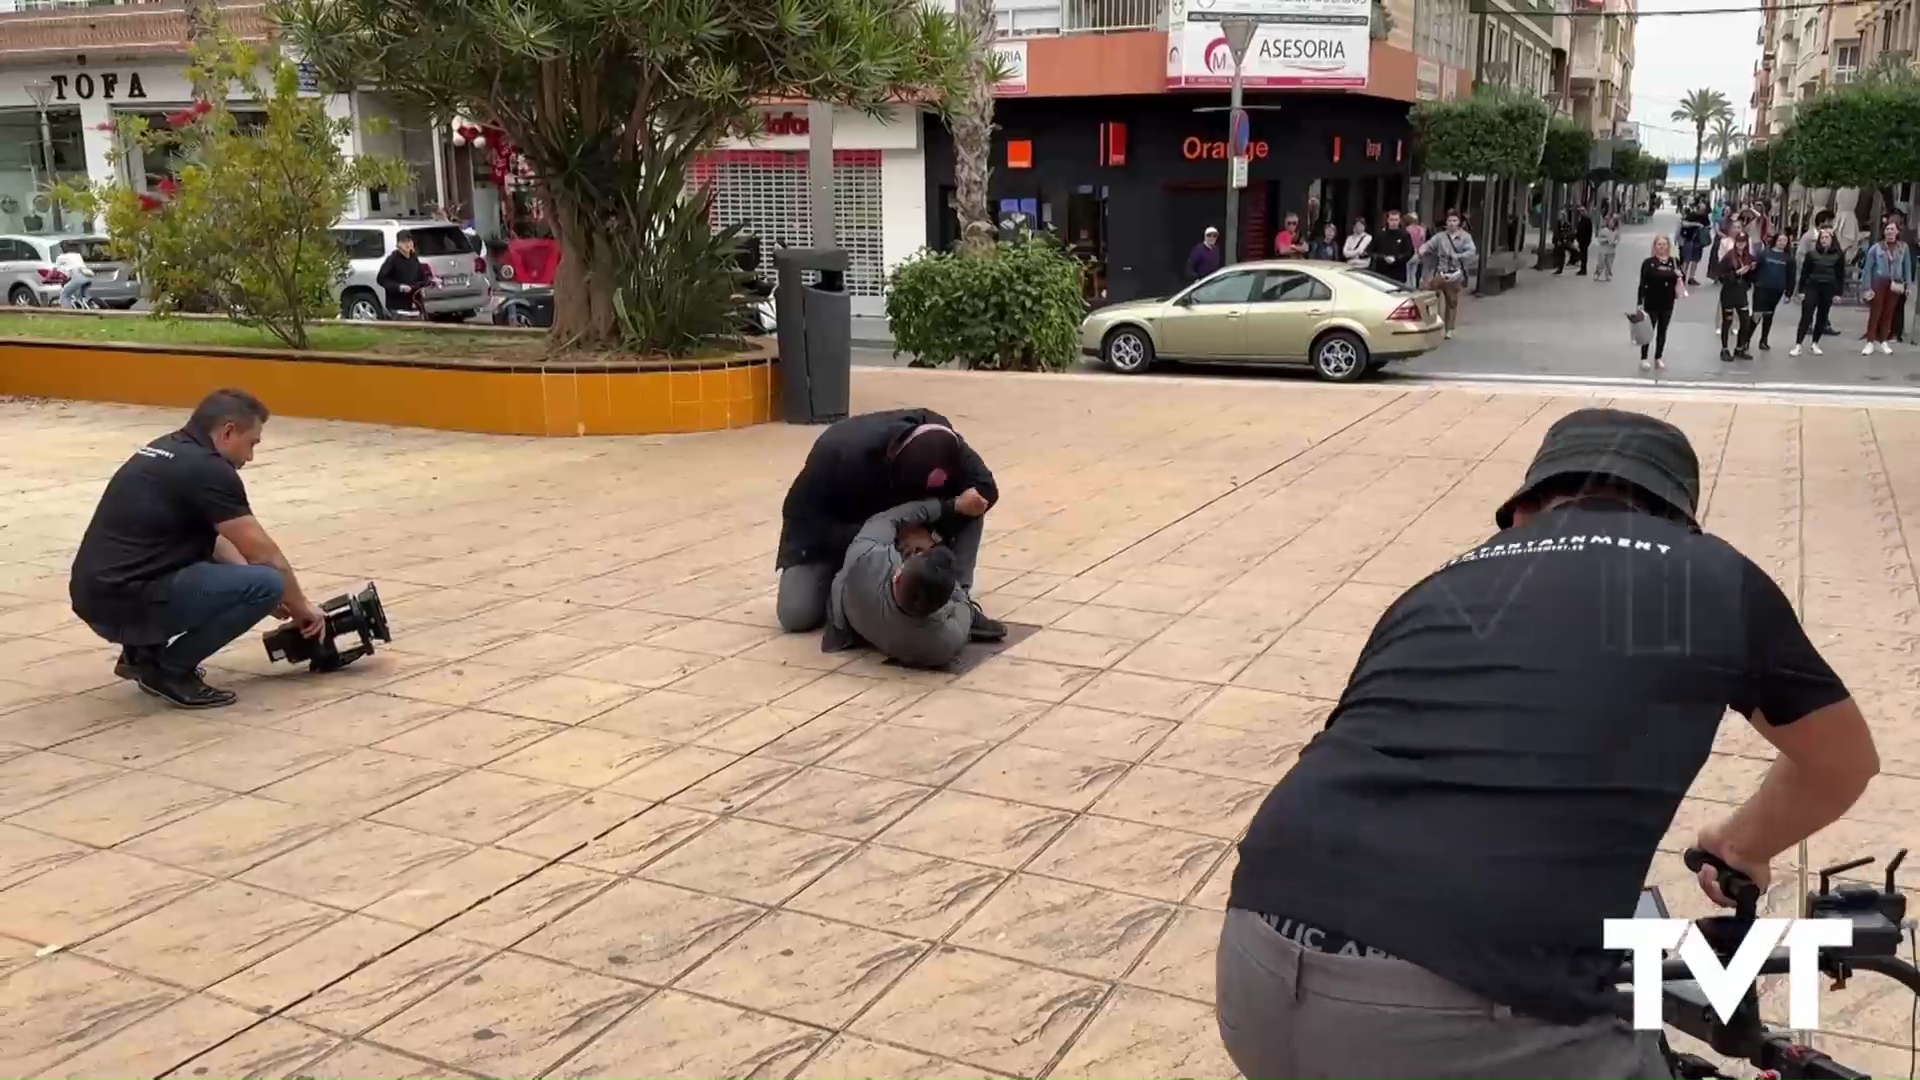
[4,370,1920,1078]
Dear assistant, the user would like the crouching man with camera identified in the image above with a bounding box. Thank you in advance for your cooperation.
[69,389,325,709]
[1215,409,1881,1078]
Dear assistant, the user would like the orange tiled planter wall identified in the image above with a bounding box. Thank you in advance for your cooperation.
[0,340,777,437]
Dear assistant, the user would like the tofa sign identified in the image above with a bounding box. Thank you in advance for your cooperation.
[1606,918,1853,1032]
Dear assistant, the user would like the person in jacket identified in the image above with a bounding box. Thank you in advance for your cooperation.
[824,500,971,668]
[1750,230,1796,351]
[1679,201,1711,285]
[1187,226,1223,281]
[1553,209,1576,275]
[1793,226,1846,356]
[1591,214,1621,282]
[1714,225,1757,362]
[1307,221,1341,261]
[776,409,1006,643]
[1635,234,1683,372]
[1862,219,1913,355]
[1419,210,1477,339]
[1574,206,1594,275]
[375,232,431,315]
[1342,217,1373,268]
[54,247,94,308]
[1370,209,1413,282]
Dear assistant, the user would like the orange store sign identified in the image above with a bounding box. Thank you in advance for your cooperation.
[1182,136,1269,161]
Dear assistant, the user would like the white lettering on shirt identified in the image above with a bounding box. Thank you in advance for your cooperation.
[1438,528,1679,569]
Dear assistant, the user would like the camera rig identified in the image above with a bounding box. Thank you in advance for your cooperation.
[262,582,392,672]
[1623,847,1920,1080]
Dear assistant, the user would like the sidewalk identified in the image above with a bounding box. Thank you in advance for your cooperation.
[2,371,1919,1077]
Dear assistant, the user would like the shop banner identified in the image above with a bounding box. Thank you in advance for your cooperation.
[1166,0,1371,89]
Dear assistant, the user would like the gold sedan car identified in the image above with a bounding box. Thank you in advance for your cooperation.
[1079,260,1446,382]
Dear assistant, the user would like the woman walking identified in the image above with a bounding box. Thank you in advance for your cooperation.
[1308,221,1341,261]
[1419,209,1477,340]
[1792,226,1846,356]
[1862,219,1913,355]
[1713,225,1757,362]
[1750,231,1796,351]
[1635,234,1683,372]
[1592,214,1621,282]
[1342,216,1373,268]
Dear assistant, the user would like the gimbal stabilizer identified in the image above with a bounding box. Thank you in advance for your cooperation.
[1623,847,1920,1080]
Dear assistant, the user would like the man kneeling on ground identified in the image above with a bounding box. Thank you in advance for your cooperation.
[823,499,973,667]
[68,389,326,709]
[776,408,1005,643]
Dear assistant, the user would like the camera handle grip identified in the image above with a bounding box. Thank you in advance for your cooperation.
[1685,847,1763,919]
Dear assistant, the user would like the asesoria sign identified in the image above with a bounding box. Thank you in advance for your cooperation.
[1166,0,1371,89]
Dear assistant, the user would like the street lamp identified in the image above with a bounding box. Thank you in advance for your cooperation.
[23,79,61,232]
[1220,16,1256,264]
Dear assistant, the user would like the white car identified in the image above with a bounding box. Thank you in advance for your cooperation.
[0,234,140,309]
[330,218,489,322]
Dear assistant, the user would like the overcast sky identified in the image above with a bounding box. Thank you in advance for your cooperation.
[1627,0,1763,159]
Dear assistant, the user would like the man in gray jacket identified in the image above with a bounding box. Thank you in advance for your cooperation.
[824,498,972,668]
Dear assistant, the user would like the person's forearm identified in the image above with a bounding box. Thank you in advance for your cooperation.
[1722,754,1872,864]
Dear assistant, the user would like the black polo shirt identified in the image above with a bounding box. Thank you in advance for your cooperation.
[1229,503,1849,1025]
[69,428,253,627]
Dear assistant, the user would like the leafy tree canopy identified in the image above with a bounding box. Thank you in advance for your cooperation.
[1413,88,1549,178]
[1793,81,1920,189]
[1540,119,1592,183]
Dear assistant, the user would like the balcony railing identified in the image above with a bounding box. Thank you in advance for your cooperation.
[0,0,267,58]
[1059,0,1165,33]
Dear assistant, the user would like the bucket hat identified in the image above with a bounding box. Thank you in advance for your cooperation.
[1494,408,1701,530]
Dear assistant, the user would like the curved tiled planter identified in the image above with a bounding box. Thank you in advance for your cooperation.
[0,335,777,437]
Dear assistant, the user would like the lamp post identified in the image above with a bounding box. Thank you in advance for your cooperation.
[24,78,60,231]
[1220,16,1256,264]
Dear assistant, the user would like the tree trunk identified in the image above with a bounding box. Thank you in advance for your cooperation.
[951,0,997,254]
[547,188,620,349]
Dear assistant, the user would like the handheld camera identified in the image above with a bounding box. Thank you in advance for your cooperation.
[263,582,392,673]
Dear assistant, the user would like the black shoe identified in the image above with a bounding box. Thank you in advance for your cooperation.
[136,667,237,709]
[1720,349,1733,362]
[1734,349,1753,360]
[1758,340,1770,351]
[115,646,204,680]
[1577,269,1587,276]
[968,602,1008,644]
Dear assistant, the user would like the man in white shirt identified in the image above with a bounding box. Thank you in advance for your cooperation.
[53,249,94,309]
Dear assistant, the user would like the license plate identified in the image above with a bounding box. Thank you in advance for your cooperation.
[439,274,469,288]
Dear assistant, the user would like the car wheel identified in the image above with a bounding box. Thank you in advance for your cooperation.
[506,306,536,328]
[341,291,384,321]
[9,286,36,307]
[1103,325,1155,374]
[1312,331,1368,383]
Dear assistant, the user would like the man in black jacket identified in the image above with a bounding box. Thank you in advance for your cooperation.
[776,408,1007,644]
[1369,209,1414,283]
[375,232,431,315]
[1574,205,1594,275]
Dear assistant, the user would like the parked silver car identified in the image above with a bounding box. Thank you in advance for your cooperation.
[331,219,488,322]
[0,234,140,309]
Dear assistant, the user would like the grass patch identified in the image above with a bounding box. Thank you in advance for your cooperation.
[0,311,546,361]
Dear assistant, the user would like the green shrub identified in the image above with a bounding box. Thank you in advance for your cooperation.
[885,234,1084,371]
[610,186,754,356]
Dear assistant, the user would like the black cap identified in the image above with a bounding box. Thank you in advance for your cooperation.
[1494,408,1701,530]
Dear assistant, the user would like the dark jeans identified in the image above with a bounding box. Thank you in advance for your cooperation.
[90,562,285,674]
[1797,287,1836,343]
[1719,306,1755,351]
[1639,302,1673,361]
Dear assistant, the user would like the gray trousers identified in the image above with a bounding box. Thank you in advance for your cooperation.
[1215,908,1670,1080]
[776,513,985,633]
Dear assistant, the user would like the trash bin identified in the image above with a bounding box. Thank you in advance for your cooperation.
[772,247,851,425]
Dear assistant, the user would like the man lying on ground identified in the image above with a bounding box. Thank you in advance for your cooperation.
[775,408,1004,642]
[823,499,972,667]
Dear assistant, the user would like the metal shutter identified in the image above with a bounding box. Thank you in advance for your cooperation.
[691,149,886,298]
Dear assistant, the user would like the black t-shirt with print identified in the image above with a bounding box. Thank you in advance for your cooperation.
[69,428,253,627]
[1228,503,1850,1025]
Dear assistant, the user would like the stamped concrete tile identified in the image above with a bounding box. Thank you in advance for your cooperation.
[372,709,562,767]
[256,749,465,818]
[551,608,687,645]
[565,804,716,875]
[383,663,543,709]
[37,991,259,1080]
[681,911,927,1027]
[752,713,878,765]
[495,790,651,859]
[1089,764,1270,839]
[372,769,580,845]
[240,821,471,911]
[0,850,207,945]
[645,619,781,657]
[480,674,641,724]
[287,932,492,1036]
[1029,815,1229,903]
[951,743,1132,812]
[517,877,762,984]
[824,724,994,786]
[1014,703,1175,762]
[286,1039,467,1079]
[583,689,750,743]
[0,751,122,817]
[273,693,453,747]
[689,704,815,754]
[739,766,931,840]
[601,744,740,800]
[891,688,1052,741]
[641,818,853,905]
[152,729,350,792]
[0,693,146,749]
[209,914,417,1013]
[1187,685,1333,736]
[161,1017,339,1079]
[79,882,339,988]
[851,945,1105,1077]
[363,845,545,928]
[10,770,231,846]
[1146,721,1303,784]
[795,1034,1004,1079]
[1124,907,1224,1003]
[1051,986,1240,1079]
[667,756,801,814]
[0,954,180,1075]
[1002,628,1136,670]
[368,952,643,1078]
[0,822,90,891]
[487,726,673,788]
[879,790,1074,871]
[667,657,824,704]
[471,632,618,674]
[1067,670,1216,720]
[549,989,824,1079]
[952,656,1099,704]
[788,845,1006,939]
[952,873,1172,980]
[120,796,338,877]
[59,715,241,769]
[439,863,615,947]
[564,644,719,689]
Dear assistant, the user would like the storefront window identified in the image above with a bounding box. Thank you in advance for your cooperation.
[0,108,86,235]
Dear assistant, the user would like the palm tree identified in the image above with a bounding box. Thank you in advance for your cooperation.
[1671,88,1733,197]
[1707,115,1744,164]
[950,0,1000,254]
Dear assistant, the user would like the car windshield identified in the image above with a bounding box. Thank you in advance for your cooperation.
[405,227,471,257]
[54,238,116,262]
[1343,268,1413,294]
